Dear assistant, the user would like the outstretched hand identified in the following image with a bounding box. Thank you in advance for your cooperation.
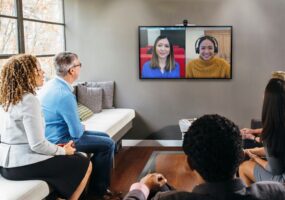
[140,173,167,190]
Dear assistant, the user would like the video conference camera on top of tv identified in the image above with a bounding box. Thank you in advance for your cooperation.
[183,19,188,27]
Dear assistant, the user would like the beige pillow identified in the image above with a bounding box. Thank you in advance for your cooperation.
[77,103,94,121]
[77,85,103,113]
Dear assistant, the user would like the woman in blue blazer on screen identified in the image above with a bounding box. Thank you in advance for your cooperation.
[142,35,180,78]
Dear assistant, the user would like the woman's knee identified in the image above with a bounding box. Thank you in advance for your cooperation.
[239,161,249,174]
[239,160,255,175]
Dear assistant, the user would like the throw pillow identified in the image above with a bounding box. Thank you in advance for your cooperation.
[84,81,114,109]
[77,103,94,121]
[77,85,103,113]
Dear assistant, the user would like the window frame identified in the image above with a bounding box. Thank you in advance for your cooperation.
[0,0,66,60]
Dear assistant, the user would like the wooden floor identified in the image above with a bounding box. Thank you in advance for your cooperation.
[110,146,197,196]
[154,153,197,191]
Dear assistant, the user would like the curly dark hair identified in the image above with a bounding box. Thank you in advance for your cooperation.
[183,114,243,182]
[0,54,38,111]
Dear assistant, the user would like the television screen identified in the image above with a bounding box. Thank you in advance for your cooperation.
[139,26,232,79]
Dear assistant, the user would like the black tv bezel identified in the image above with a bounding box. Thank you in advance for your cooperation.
[138,25,233,80]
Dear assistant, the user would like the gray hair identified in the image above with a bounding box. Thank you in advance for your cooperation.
[54,52,78,77]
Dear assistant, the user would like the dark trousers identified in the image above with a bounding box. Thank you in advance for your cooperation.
[75,131,115,195]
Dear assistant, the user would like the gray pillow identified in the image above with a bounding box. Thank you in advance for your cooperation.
[84,81,114,109]
[77,85,103,113]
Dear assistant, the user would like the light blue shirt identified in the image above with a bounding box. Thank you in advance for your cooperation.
[38,77,84,144]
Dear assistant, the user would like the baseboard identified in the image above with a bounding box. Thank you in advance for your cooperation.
[122,139,182,147]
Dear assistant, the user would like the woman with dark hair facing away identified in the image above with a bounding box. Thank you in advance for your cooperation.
[142,35,180,78]
[240,71,285,143]
[186,35,230,78]
[0,54,92,200]
[239,73,285,186]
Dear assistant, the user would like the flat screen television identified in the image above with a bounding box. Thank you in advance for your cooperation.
[139,26,232,79]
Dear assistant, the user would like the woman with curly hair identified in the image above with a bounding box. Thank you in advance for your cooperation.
[0,54,92,200]
[239,72,285,186]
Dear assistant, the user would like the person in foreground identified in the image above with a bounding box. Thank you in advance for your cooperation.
[239,74,285,186]
[141,35,180,78]
[124,114,285,200]
[186,35,230,78]
[0,54,92,200]
[38,52,117,199]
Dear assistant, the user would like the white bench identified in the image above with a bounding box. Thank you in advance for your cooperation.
[82,108,135,143]
[0,108,135,200]
[0,177,50,200]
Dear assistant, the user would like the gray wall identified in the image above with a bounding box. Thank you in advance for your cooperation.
[64,0,285,139]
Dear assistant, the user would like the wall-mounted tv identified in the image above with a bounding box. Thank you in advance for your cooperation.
[139,26,232,79]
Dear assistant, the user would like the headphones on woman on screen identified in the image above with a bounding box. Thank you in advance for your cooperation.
[195,35,219,54]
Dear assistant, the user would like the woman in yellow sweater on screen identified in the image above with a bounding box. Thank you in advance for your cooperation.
[186,35,230,78]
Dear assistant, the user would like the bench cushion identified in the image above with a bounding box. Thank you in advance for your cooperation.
[82,108,135,139]
[0,175,50,200]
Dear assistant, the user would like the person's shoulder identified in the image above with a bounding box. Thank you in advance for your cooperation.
[215,57,230,65]
[22,93,38,103]
[175,62,180,68]
[44,78,57,86]
[21,93,40,111]
[46,77,68,87]
[142,61,154,77]
[187,58,199,65]
[143,60,151,68]
[186,59,198,72]
[47,78,73,96]
[40,78,60,93]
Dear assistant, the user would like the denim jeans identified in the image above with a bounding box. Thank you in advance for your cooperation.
[75,131,115,195]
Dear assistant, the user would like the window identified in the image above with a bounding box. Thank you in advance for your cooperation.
[0,0,65,80]
[0,17,18,54]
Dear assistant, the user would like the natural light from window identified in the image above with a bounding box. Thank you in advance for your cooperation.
[0,0,65,79]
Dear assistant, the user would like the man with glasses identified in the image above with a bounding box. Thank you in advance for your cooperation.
[38,52,118,199]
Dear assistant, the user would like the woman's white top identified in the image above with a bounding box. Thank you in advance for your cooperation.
[0,93,65,168]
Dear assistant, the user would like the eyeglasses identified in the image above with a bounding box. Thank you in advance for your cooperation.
[68,62,82,73]
[72,63,82,68]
